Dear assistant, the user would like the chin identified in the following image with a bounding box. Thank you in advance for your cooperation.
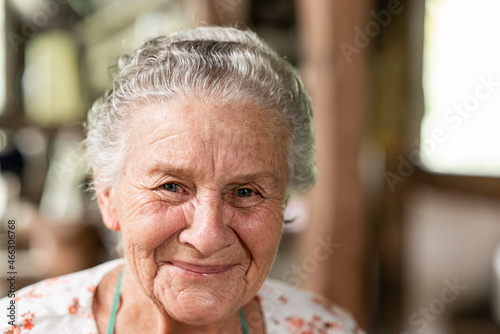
[160,293,239,325]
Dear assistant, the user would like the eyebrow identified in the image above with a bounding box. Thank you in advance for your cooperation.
[147,161,281,186]
[227,171,281,185]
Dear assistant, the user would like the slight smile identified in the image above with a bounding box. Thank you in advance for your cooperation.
[166,261,237,276]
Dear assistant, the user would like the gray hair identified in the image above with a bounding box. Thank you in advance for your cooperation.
[84,26,317,196]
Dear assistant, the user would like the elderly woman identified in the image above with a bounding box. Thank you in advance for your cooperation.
[1,27,364,333]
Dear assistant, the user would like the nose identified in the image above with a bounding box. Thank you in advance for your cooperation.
[178,195,236,257]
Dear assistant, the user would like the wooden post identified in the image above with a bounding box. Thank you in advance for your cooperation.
[296,0,372,326]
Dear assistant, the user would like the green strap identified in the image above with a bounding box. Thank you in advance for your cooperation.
[239,308,250,334]
[106,268,124,334]
[105,268,250,334]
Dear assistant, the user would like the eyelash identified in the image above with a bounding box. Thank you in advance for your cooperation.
[236,188,259,198]
[159,183,263,207]
[162,183,180,192]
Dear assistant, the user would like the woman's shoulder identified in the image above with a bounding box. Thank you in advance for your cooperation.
[259,279,366,334]
[0,258,124,333]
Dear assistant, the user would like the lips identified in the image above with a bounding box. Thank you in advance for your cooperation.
[168,261,235,275]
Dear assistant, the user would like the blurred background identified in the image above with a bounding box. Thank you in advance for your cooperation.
[0,0,499,333]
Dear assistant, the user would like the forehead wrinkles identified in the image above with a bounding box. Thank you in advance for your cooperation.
[160,116,281,176]
[134,97,286,142]
[126,95,289,138]
[126,98,290,172]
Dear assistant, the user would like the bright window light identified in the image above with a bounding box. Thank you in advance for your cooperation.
[422,0,500,176]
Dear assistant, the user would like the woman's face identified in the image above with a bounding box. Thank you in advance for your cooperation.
[98,97,290,324]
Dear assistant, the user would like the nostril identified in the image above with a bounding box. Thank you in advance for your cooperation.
[177,206,235,256]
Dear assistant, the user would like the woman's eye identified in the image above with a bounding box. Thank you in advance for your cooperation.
[225,187,264,208]
[237,188,254,197]
[163,183,179,192]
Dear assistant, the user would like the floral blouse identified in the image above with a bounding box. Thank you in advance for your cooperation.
[0,259,365,334]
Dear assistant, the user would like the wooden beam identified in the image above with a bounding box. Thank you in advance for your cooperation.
[413,169,500,199]
[296,0,372,326]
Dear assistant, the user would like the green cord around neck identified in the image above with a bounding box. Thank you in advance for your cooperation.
[239,308,250,334]
[105,268,250,334]
[106,268,124,334]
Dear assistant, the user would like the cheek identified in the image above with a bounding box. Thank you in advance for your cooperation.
[121,194,189,251]
[120,195,191,294]
[235,205,284,265]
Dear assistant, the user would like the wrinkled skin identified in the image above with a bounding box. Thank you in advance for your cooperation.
[96,96,290,332]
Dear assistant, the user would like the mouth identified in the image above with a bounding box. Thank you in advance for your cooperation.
[167,261,236,276]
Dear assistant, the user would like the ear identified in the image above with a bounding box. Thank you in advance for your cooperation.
[97,189,121,231]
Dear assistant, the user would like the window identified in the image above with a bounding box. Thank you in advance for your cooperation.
[421,0,500,176]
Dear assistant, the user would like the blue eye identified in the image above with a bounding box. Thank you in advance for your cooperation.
[237,188,253,197]
[163,183,179,192]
